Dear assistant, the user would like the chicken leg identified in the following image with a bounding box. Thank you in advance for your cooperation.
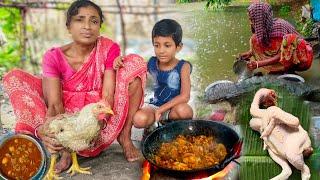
[44,154,62,180]
[268,149,292,180]
[67,152,92,176]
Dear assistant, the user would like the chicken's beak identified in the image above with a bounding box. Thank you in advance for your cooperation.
[104,108,114,115]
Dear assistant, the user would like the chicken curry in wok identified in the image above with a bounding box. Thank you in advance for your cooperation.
[154,135,227,170]
[0,137,42,180]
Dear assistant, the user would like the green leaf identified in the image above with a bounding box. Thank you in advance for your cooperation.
[0,8,21,71]
[241,155,320,180]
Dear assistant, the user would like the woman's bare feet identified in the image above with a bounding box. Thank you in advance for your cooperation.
[55,150,72,173]
[117,133,140,162]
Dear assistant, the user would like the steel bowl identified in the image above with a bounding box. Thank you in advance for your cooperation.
[0,133,48,180]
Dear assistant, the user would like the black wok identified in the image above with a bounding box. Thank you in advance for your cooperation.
[141,119,241,177]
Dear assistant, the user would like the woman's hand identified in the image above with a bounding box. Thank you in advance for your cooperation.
[37,119,65,154]
[113,56,124,70]
[247,61,259,71]
[238,51,253,61]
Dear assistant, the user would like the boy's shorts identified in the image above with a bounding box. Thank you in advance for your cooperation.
[142,103,172,139]
[143,103,171,123]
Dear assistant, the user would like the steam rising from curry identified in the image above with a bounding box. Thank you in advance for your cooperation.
[154,135,227,171]
[0,137,42,180]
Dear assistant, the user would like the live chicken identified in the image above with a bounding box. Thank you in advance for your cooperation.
[44,102,113,180]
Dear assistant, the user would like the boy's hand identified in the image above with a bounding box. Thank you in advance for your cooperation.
[113,56,124,70]
[155,109,162,122]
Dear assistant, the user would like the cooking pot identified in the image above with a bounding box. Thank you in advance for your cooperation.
[142,120,242,177]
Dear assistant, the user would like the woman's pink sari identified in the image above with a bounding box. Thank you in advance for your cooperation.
[3,37,147,157]
[250,34,313,73]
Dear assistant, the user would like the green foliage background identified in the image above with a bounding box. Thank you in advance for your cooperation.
[206,0,233,9]
[177,0,233,9]
[0,8,22,76]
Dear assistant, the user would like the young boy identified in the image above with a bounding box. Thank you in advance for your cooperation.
[132,19,193,128]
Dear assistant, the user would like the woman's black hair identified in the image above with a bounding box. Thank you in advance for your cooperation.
[66,0,104,27]
[152,19,183,46]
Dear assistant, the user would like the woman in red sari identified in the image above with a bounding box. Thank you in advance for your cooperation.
[239,2,313,74]
[2,0,146,173]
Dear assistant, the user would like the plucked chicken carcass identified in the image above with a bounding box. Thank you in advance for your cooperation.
[249,88,313,180]
[44,101,113,180]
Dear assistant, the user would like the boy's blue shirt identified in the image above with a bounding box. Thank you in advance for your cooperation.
[311,0,320,22]
[147,56,192,106]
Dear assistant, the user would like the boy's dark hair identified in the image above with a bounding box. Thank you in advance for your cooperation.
[66,0,104,27]
[152,19,183,46]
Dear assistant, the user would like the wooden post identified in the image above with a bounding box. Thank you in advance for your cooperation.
[20,7,27,69]
[153,0,159,22]
[116,0,127,55]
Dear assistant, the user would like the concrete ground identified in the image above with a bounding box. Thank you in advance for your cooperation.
[64,141,144,180]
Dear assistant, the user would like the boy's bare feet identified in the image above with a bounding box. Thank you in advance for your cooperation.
[55,150,72,173]
[117,133,140,162]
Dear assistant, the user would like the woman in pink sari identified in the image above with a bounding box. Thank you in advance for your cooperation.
[239,2,313,74]
[2,0,146,173]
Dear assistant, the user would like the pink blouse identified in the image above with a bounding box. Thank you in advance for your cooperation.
[42,43,120,81]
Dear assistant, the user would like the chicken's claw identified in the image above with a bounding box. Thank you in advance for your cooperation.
[44,169,63,180]
[44,154,63,180]
[67,166,91,176]
[67,152,92,176]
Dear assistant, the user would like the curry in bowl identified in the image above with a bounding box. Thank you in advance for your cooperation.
[154,135,227,171]
[0,136,42,180]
